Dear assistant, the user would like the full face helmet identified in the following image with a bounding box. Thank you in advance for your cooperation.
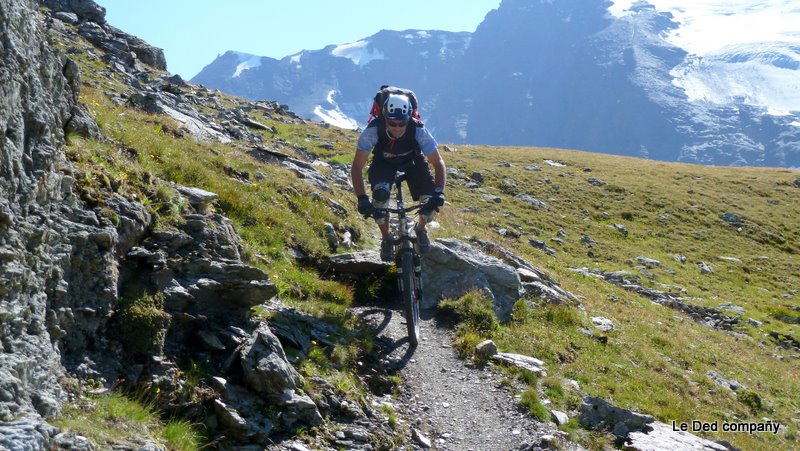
[383,94,411,122]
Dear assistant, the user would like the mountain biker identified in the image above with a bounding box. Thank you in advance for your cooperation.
[351,93,447,262]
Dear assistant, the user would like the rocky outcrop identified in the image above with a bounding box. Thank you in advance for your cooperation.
[43,0,167,71]
[421,238,576,320]
[569,267,741,331]
[327,237,576,321]
[579,396,655,438]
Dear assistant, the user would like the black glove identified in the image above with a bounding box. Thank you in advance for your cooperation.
[357,195,374,217]
[421,190,445,214]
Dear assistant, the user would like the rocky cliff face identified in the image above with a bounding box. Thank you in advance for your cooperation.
[0,1,324,448]
[1,0,95,421]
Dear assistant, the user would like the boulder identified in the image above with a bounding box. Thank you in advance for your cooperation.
[421,238,523,320]
[325,250,390,275]
[238,323,324,426]
[240,324,300,399]
[579,396,654,438]
[626,421,728,450]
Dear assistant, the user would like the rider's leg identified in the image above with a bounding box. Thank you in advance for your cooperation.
[367,159,394,230]
[406,156,436,252]
[367,160,395,261]
[378,221,390,238]
[406,155,437,229]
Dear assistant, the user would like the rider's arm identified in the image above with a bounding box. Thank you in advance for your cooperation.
[352,126,378,197]
[427,150,447,191]
[415,127,446,190]
[351,150,370,197]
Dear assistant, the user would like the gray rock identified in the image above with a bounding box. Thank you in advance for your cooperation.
[609,223,629,236]
[53,11,80,24]
[43,0,107,23]
[720,212,743,224]
[635,256,661,267]
[0,416,59,450]
[591,316,615,332]
[412,428,433,448]
[65,103,102,139]
[421,238,523,321]
[550,410,569,425]
[175,185,218,213]
[326,250,390,275]
[0,0,93,424]
[240,324,302,399]
[530,239,557,256]
[627,421,728,450]
[718,256,742,263]
[515,194,548,209]
[579,396,654,437]
[213,399,259,442]
[746,318,763,327]
[707,370,744,391]
[492,353,547,377]
[475,339,498,358]
[469,172,485,184]
[718,303,745,315]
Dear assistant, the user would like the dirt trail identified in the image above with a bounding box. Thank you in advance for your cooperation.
[356,301,582,450]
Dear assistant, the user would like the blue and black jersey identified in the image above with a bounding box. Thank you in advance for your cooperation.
[356,117,438,166]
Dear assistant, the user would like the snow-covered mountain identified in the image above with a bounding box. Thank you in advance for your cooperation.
[192,0,800,167]
[193,29,471,130]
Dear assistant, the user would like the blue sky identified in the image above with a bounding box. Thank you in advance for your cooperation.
[94,1,501,79]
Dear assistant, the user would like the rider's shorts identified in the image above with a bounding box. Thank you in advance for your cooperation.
[367,154,435,201]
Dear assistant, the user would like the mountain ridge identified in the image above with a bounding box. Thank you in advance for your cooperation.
[193,0,800,167]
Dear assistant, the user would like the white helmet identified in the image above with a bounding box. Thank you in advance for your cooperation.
[383,94,411,121]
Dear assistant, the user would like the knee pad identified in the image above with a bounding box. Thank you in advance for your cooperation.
[372,183,391,225]
[371,183,391,207]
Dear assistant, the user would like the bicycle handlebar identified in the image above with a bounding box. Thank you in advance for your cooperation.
[361,204,422,220]
[376,204,423,214]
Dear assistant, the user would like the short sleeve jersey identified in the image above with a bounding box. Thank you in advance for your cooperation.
[356,118,438,160]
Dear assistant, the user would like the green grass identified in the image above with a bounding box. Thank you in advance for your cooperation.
[436,147,800,450]
[439,290,501,359]
[53,392,204,450]
[520,388,550,421]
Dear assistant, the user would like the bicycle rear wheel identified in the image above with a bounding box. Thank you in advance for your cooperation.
[400,251,421,346]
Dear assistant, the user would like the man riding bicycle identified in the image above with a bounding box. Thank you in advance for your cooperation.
[351,92,447,262]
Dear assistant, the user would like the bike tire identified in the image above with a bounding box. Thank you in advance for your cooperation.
[400,252,421,346]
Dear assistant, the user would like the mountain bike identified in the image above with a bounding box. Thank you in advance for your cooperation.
[373,171,424,346]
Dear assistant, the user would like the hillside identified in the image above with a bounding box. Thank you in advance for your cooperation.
[1,1,798,450]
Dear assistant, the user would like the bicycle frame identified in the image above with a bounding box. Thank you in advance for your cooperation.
[376,172,421,256]
[373,171,423,345]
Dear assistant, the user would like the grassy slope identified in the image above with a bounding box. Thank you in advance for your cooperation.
[53,24,799,450]
[440,146,799,448]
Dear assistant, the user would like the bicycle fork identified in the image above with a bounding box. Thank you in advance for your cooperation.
[413,252,423,296]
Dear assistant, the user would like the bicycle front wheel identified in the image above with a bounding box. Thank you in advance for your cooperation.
[400,252,421,346]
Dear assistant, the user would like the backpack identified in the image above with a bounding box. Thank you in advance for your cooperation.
[367,85,421,124]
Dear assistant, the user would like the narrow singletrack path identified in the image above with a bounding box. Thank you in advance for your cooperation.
[355,302,580,450]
